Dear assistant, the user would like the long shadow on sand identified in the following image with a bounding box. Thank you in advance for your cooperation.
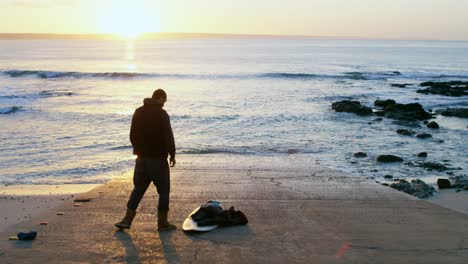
[114,230,140,263]
[158,230,181,263]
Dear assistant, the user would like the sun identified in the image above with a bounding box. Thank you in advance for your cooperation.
[97,0,158,39]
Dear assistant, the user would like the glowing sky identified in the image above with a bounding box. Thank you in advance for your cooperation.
[1,0,468,40]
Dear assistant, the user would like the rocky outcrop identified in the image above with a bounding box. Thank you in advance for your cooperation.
[391,83,410,88]
[374,99,396,108]
[377,155,403,163]
[417,152,428,158]
[417,81,468,97]
[331,100,373,116]
[416,133,432,139]
[438,108,468,119]
[451,175,468,190]
[437,179,451,189]
[389,179,436,199]
[381,103,432,121]
[396,129,416,136]
[426,121,439,129]
[354,152,367,158]
[418,162,449,171]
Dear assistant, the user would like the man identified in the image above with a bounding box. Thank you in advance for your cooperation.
[115,89,176,231]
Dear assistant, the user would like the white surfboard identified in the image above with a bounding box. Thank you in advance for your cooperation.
[182,206,218,232]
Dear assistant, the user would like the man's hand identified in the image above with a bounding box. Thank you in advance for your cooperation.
[170,157,176,167]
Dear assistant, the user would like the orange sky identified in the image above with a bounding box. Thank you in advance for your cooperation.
[1,0,468,40]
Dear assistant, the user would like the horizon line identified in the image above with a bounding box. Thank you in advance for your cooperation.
[0,32,467,42]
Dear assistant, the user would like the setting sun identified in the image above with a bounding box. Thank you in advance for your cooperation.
[97,0,158,39]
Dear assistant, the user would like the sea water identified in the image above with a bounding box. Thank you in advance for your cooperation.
[0,38,467,185]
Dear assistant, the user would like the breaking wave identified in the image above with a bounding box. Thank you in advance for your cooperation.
[2,69,468,81]
[0,106,22,115]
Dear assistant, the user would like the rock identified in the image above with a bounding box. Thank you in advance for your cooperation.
[426,121,439,129]
[354,152,368,158]
[374,99,396,108]
[417,152,428,158]
[373,118,383,121]
[417,81,468,97]
[451,175,468,190]
[397,129,415,136]
[377,155,403,163]
[287,149,299,154]
[416,133,432,139]
[418,162,449,171]
[382,103,432,121]
[389,179,436,198]
[331,100,373,116]
[381,183,389,186]
[391,83,410,88]
[384,175,393,179]
[437,179,451,189]
[438,108,468,119]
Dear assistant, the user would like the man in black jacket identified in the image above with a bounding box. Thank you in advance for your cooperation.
[115,89,176,231]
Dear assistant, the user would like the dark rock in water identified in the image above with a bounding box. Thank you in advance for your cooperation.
[381,183,389,186]
[416,133,432,139]
[397,129,416,136]
[374,99,396,108]
[384,175,393,179]
[451,175,468,190]
[417,152,428,158]
[287,149,299,154]
[426,121,439,129]
[373,117,383,121]
[354,152,368,158]
[389,179,436,199]
[418,162,449,171]
[438,108,468,119]
[331,100,373,116]
[377,155,403,163]
[437,179,451,189]
[391,83,410,88]
[417,81,468,97]
[374,111,385,116]
[382,103,432,121]
[423,120,429,124]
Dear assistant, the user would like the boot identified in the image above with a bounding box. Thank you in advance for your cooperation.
[114,208,136,230]
[157,211,176,231]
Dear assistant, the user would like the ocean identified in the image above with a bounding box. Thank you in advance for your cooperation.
[0,37,467,185]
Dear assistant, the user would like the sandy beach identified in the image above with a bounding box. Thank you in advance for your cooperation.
[1,164,467,263]
[0,184,99,233]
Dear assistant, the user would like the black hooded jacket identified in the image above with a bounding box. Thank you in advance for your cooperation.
[130,98,175,159]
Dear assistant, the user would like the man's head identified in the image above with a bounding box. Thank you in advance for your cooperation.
[152,89,167,106]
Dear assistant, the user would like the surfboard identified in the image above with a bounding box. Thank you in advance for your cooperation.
[182,206,218,232]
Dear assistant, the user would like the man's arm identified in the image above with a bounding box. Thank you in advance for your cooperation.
[162,111,176,166]
[130,110,139,148]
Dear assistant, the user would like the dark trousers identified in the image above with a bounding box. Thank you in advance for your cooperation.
[127,157,170,212]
